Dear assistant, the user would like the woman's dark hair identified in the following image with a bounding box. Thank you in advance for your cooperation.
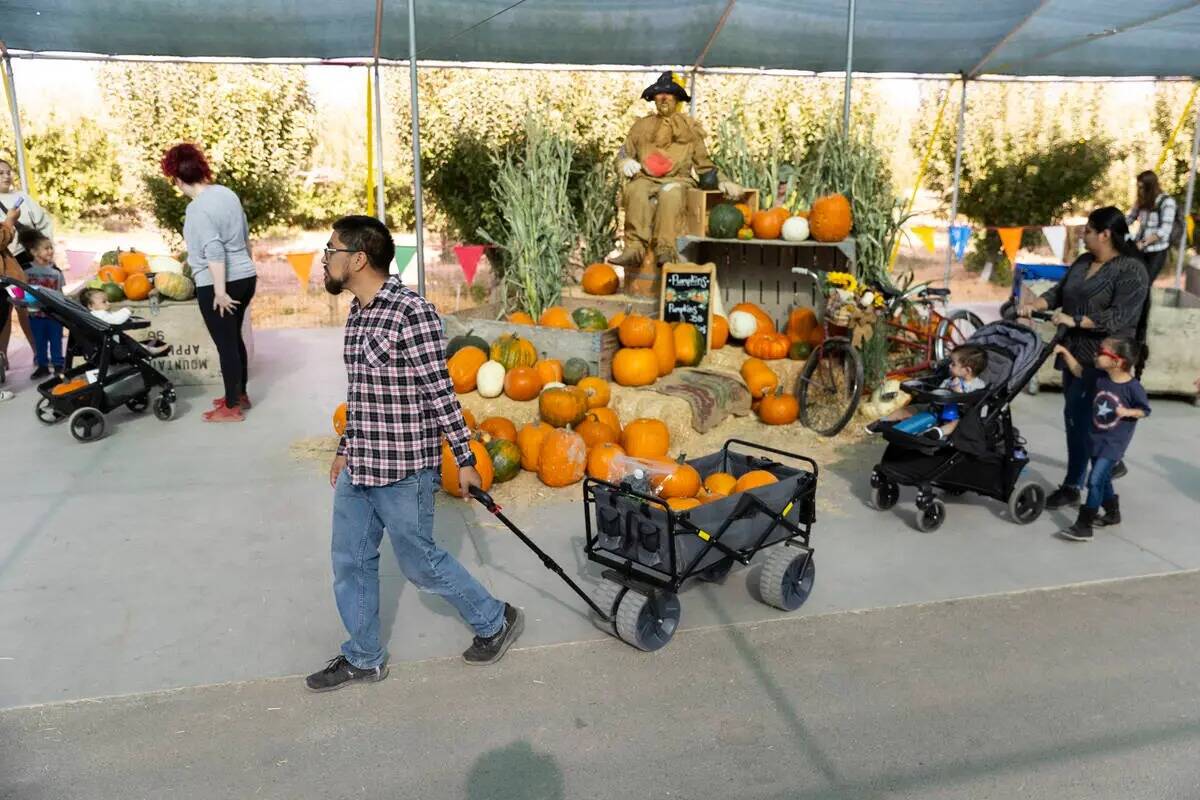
[1086,206,1141,260]
[332,215,395,275]
[17,229,49,252]
[79,287,107,308]
[161,143,213,185]
[1136,170,1162,211]
[1102,336,1142,370]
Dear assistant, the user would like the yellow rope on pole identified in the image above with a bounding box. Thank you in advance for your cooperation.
[1156,82,1199,174]
[888,84,952,270]
[366,69,376,218]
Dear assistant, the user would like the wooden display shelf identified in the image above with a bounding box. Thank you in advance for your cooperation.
[685,188,760,237]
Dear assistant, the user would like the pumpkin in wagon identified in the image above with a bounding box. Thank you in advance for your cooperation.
[587,442,627,482]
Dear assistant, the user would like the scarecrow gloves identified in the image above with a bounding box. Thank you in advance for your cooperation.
[621,159,642,179]
[719,180,745,199]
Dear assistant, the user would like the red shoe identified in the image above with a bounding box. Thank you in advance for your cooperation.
[202,404,245,423]
[211,394,252,409]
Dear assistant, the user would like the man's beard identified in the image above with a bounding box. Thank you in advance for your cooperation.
[323,270,344,295]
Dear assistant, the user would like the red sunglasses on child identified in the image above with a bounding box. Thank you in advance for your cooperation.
[1098,347,1125,364]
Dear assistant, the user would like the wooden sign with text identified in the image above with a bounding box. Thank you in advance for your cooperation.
[659,262,716,348]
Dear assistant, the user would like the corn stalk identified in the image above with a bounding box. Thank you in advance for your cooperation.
[576,159,619,266]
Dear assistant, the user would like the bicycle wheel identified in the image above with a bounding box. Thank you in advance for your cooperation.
[797,338,864,436]
[933,309,984,362]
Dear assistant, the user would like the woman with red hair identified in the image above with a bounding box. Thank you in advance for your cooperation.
[161,143,257,422]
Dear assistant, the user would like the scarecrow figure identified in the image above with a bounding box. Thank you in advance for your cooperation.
[609,72,744,268]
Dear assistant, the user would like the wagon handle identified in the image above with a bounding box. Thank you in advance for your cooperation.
[721,438,818,480]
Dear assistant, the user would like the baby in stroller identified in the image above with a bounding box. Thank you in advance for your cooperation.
[78,287,171,356]
[868,344,989,440]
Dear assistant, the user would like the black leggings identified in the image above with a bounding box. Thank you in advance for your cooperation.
[196,276,256,405]
[1134,249,1168,378]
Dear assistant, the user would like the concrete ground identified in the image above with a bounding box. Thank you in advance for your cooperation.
[2,324,1198,707]
[3,571,1200,799]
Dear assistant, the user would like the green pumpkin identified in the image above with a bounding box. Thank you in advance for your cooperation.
[101,282,126,303]
[571,307,607,332]
[485,438,522,483]
[99,250,119,267]
[84,277,104,290]
[675,325,706,367]
[788,341,812,361]
[708,203,744,239]
[446,328,490,359]
[563,357,590,385]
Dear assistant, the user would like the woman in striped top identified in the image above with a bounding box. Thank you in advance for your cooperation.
[1019,207,1148,511]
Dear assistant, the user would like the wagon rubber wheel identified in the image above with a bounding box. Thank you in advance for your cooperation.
[35,397,65,425]
[1008,481,1045,525]
[592,579,626,632]
[759,548,815,612]
[153,393,175,421]
[126,394,150,413]
[69,407,106,443]
[796,338,864,437]
[615,590,681,652]
[870,475,899,510]
[915,499,946,532]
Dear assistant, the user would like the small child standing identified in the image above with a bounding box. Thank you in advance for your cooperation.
[1054,337,1150,542]
[19,230,65,379]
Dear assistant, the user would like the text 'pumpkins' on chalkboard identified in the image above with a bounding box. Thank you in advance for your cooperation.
[660,263,715,347]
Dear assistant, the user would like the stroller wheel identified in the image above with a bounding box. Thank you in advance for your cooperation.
[615,590,681,652]
[69,407,106,443]
[759,548,815,612]
[126,395,150,413]
[915,499,946,532]
[870,476,899,510]
[592,579,626,633]
[153,393,176,421]
[35,397,66,425]
[1008,480,1046,525]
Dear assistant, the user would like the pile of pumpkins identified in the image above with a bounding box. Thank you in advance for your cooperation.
[707,193,852,244]
[88,249,195,303]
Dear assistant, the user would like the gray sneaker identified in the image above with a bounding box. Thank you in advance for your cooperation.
[463,604,524,666]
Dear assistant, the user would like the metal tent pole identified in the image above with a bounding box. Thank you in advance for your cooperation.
[1174,98,1199,289]
[841,0,856,132]
[372,62,386,224]
[945,78,968,286]
[408,0,426,296]
[1,46,31,192]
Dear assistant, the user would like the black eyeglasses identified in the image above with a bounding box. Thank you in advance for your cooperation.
[322,247,360,261]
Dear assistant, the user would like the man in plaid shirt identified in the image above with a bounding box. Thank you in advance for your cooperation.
[306,216,523,693]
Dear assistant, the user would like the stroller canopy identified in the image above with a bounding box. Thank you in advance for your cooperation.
[965,321,1044,396]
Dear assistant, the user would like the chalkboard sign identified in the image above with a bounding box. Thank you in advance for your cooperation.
[660,262,716,348]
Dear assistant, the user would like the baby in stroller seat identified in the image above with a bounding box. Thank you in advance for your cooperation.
[78,287,170,356]
[869,345,989,440]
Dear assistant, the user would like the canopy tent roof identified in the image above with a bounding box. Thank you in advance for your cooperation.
[4,0,1200,78]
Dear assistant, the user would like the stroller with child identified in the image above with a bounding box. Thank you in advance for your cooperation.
[0,275,177,442]
[869,313,1063,531]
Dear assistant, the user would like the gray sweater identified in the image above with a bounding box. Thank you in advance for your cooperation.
[183,184,256,288]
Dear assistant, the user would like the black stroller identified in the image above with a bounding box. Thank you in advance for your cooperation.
[868,314,1062,531]
[1,276,177,442]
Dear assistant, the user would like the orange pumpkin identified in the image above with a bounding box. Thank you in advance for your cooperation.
[697,488,726,505]
[786,307,819,344]
[750,209,784,240]
[730,302,775,334]
[667,497,702,512]
[711,315,729,349]
[651,320,675,377]
[534,358,564,385]
[576,376,611,409]
[517,422,554,471]
[612,347,659,387]
[537,429,588,487]
[673,322,705,367]
[587,442,627,482]
[51,377,88,396]
[651,458,702,499]
[587,406,622,436]
[768,205,791,227]
[809,193,853,242]
[117,251,149,273]
[332,402,348,435]
[503,366,543,401]
[745,331,791,360]
[574,414,619,448]
[539,385,589,428]
[618,314,656,347]
[539,306,576,329]
[757,388,799,425]
[478,416,518,442]
[461,408,477,429]
[704,472,737,495]
[447,346,488,393]
[123,272,152,301]
[734,202,753,225]
[622,418,670,460]
[98,265,127,284]
[440,439,495,497]
[507,311,535,325]
[740,357,779,399]
[581,263,619,295]
[607,310,626,330]
[733,469,778,493]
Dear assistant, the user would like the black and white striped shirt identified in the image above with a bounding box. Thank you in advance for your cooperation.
[1040,254,1148,367]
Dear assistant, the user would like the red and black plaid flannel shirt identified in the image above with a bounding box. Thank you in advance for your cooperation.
[337,276,474,487]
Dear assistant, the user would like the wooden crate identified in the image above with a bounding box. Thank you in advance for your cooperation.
[677,237,856,331]
[685,189,760,237]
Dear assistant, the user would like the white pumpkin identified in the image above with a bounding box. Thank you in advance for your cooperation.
[728,310,760,339]
[540,381,567,392]
[781,216,810,242]
[148,255,184,274]
[476,361,506,398]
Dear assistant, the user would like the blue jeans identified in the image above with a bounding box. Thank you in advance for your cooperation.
[29,316,63,368]
[331,467,505,669]
[1062,368,1096,489]
[1085,456,1117,510]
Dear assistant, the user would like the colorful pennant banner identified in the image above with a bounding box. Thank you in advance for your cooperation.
[909,225,937,255]
[1041,226,1067,263]
[453,244,489,285]
[948,225,971,262]
[392,245,417,277]
[997,228,1023,266]
[286,251,316,287]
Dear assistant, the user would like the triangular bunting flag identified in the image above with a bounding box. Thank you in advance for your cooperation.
[1041,226,1067,263]
[910,225,937,254]
[997,227,1023,265]
[392,245,417,277]
[286,251,316,287]
[948,225,971,262]
[453,244,488,285]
